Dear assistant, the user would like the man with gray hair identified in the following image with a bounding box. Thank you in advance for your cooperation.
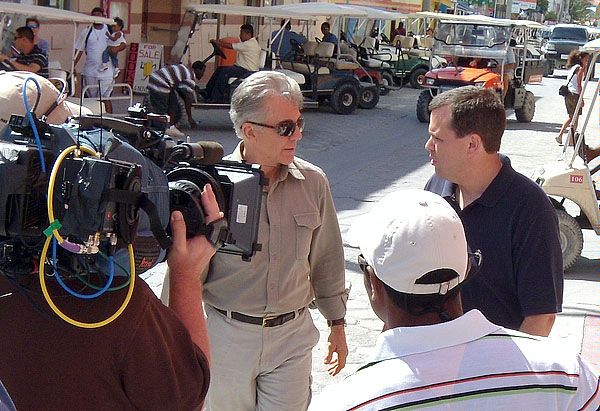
[205,70,348,410]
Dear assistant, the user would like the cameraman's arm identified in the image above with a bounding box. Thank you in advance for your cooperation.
[167,184,222,363]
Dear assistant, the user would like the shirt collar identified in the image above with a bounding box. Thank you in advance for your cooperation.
[230,142,305,181]
[436,154,515,209]
[368,310,502,363]
[473,154,515,207]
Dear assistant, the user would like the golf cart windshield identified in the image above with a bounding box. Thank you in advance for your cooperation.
[434,22,510,59]
[171,10,198,62]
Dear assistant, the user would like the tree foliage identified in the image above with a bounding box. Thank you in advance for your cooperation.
[569,0,593,22]
[537,0,549,14]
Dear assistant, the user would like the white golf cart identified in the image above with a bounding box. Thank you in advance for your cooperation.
[531,38,600,270]
[0,2,132,115]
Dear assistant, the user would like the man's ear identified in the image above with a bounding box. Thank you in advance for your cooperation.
[369,271,387,302]
[241,123,256,142]
[467,133,483,154]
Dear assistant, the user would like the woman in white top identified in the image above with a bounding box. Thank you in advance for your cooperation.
[556,50,589,145]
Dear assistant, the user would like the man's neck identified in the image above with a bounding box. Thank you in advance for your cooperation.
[455,154,502,209]
[241,143,281,185]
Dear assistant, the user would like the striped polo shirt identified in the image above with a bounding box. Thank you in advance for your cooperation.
[147,64,196,96]
[311,310,600,411]
[15,45,48,78]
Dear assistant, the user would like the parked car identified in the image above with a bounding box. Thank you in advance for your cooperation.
[543,24,589,76]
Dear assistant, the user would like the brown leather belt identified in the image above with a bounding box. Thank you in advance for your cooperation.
[214,307,305,328]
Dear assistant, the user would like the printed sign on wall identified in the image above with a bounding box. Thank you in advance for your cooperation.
[133,43,164,93]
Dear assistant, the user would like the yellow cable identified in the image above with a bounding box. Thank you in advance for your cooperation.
[38,239,136,329]
[46,145,98,244]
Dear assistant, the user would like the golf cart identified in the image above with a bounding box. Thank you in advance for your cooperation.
[267,2,382,111]
[416,16,543,123]
[173,4,371,117]
[531,38,600,270]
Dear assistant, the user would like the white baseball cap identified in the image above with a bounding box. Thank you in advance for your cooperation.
[348,189,469,295]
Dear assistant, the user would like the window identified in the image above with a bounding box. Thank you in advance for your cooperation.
[107,0,131,33]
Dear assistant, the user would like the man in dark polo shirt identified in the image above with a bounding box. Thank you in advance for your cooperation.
[424,86,563,336]
[0,27,48,78]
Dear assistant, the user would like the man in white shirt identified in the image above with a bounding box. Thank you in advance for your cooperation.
[311,189,600,411]
[74,7,125,114]
[204,24,261,103]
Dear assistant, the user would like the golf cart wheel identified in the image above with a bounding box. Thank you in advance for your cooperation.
[358,85,380,109]
[330,83,358,115]
[416,89,434,123]
[556,209,583,271]
[409,67,428,89]
[379,71,394,96]
[515,90,535,123]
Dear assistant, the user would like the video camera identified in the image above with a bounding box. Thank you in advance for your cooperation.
[0,104,265,283]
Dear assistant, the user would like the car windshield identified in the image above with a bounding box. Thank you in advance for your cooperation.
[550,27,587,41]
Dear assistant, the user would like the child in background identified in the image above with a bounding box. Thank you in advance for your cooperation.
[99,17,126,78]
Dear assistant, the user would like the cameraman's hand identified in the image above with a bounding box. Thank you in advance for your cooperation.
[167,184,223,280]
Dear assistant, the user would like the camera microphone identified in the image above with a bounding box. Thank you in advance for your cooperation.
[178,141,224,165]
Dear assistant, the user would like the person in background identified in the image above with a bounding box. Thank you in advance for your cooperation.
[392,22,406,39]
[311,189,600,411]
[271,20,306,62]
[100,17,126,79]
[424,86,563,337]
[146,61,205,133]
[321,21,338,45]
[25,17,49,56]
[203,24,261,103]
[0,27,48,78]
[556,50,589,146]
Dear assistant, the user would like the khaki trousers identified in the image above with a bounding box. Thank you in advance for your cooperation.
[204,305,319,411]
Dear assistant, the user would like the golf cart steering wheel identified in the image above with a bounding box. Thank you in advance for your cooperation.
[380,33,390,44]
[315,37,322,43]
[289,38,304,55]
[210,40,227,59]
[0,59,15,71]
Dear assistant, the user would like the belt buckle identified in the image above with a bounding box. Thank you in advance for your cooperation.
[262,314,278,327]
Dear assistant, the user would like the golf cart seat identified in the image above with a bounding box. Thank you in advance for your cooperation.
[281,41,330,75]
[311,42,360,70]
[417,36,434,49]
[274,68,306,85]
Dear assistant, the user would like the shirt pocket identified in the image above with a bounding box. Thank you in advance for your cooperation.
[294,212,321,260]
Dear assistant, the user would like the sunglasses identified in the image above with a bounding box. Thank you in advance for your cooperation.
[27,24,39,29]
[246,116,304,137]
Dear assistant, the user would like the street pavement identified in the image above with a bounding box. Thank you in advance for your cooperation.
[140,68,600,397]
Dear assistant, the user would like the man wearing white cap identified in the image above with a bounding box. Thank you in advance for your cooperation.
[310,190,600,411]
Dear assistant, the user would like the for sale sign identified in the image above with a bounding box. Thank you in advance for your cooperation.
[133,43,164,93]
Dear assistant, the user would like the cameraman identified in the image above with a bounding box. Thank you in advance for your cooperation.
[0,185,221,409]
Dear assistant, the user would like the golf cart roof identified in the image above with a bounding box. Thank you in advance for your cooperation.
[580,37,600,52]
[0,2,112,24]
[346,5,407,20]
[268,2,369,18]
[185,4,305,19]
[438,14,544,29]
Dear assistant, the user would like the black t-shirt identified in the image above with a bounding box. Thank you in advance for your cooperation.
[15,45,48,78]
[425,155,564,330]
[0,273,209,410]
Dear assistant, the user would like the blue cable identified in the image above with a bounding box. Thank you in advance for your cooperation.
[22,77,45,173]
[51,237,115,299]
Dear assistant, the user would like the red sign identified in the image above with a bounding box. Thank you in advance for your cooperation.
[125,42,139,88]
[570,175,584,183]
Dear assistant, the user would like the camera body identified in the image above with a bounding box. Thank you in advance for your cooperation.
[0,108,264,280]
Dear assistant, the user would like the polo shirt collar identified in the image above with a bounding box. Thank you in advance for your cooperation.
[437,155,515,209]
[368,310,502,363]
[473,154,515,208]
[231,142,305,181]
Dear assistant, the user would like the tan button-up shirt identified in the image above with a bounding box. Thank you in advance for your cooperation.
[202,143,347,320]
